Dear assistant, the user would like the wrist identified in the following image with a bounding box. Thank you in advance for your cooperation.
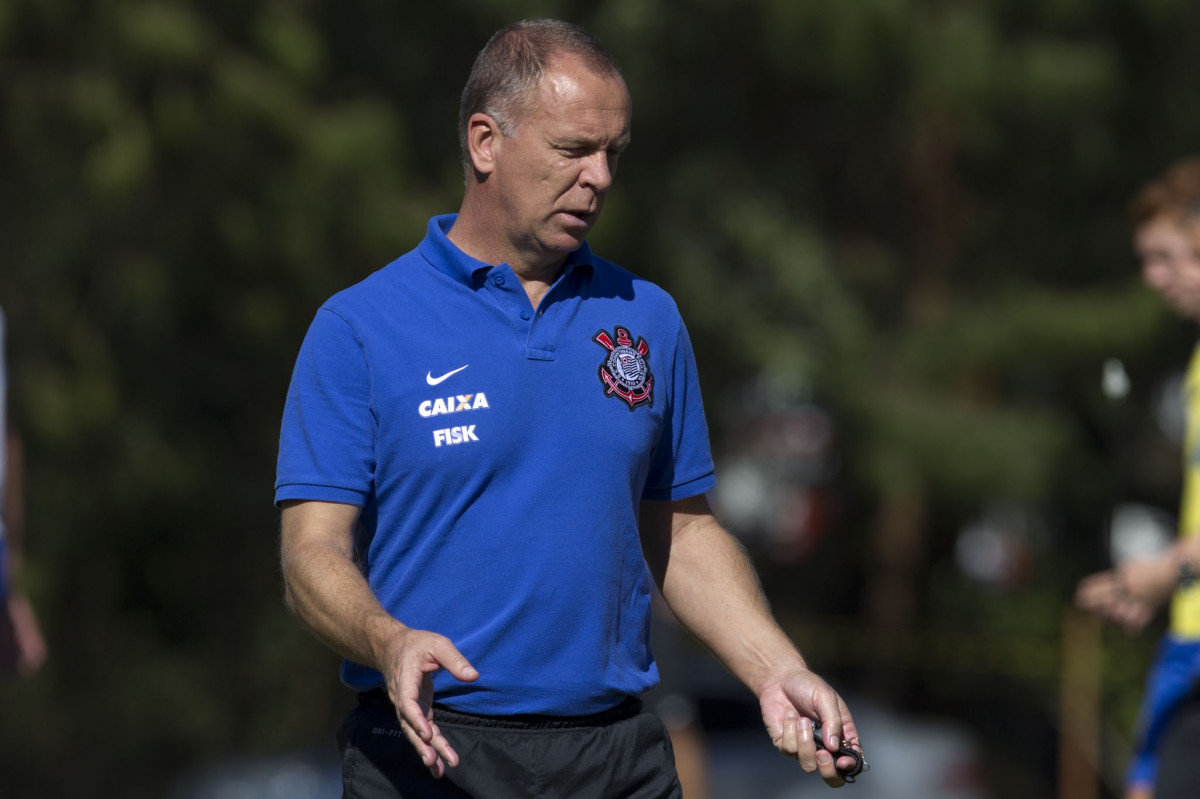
[1164,542,1199,590]
[366,616,411,672]
[1177,556,1199,590]
[749,656,810,698]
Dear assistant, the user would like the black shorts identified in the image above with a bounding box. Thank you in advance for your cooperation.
[338,691,683,799]
[1153,686,1200,799]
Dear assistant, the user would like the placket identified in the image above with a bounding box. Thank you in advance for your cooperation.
[484,266,567,361]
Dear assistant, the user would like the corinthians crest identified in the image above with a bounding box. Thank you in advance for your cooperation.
[593,326,654,410]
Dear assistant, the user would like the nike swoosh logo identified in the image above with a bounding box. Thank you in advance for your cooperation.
[426,365,469,386]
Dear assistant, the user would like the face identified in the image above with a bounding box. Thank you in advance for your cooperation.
[487,56,632,266]
[1134,216,1200,320]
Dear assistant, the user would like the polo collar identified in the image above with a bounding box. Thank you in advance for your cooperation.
[418,214,595,286]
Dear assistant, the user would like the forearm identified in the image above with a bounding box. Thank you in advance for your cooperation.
[3,431,26,590]
[657,523,861,781]
[1126,536,1200,602]
[280,501,478,775]
[657,513,805,694]
[280,501,406,671]
[1078,535,1200,628]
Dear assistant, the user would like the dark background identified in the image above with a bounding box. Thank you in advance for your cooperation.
[4,1,1200,796]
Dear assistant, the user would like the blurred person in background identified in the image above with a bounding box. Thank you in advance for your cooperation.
[0,305,47,677]
[276,17,861,799]
[1076,157,1200,799]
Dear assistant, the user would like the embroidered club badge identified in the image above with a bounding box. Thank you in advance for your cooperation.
[593,326,654,411]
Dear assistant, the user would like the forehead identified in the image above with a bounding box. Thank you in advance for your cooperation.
[1135,216,1191,251]
[526,56,631,140]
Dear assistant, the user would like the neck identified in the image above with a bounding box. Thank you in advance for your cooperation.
[448,203,568,309]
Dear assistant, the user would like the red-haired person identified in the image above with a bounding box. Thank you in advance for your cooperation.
[1077,157,1200,799]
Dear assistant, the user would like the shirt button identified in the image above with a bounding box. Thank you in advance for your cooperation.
[493,275,505,286]
[520,310,531,320]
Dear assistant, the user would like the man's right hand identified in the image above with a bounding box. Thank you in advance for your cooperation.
[280,501,479,776]
[381,628,479,778]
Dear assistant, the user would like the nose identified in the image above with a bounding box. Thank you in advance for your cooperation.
[580,151,615,192]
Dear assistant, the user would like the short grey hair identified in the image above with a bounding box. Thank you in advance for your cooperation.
[457,19,623,174]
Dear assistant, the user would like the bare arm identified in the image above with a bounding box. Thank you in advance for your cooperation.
[640,494,859,787]
[280,499,397,664]
[1,429,46,676]
[280,499,477,777]
[4,429,26,585]
[1075,535,1200,632]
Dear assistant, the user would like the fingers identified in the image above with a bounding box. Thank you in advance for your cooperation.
[428,722,461,770]
[794,717,818,775]
[429,637,479,683]
[392,633,479,730]
[776,715,846,787]
[395,664,434,741]
[836,696,860,746]
[1075,573,1139,626]
[766,676,862,788]
[395,688,462,777]
[813,693,846,753]
[1075,578,1154,631]
[776,715,815,771]
[395,685,461,778]
[816,746,844,788]
[1075,572,1118,610]
[777,714,801,758]
[400,717,448,778]
[834,749,862,777]
[398,715,463,777]
[385,629,479,778]
[1115,604,1152,633]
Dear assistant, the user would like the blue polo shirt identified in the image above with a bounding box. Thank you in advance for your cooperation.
[276,214,716,715]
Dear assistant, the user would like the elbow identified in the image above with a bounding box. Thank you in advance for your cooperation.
[283,582,299,615]
[280,552,304,617]
[280,557,308,618]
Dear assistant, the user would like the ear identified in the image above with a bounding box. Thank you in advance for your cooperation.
[466,112,501,176]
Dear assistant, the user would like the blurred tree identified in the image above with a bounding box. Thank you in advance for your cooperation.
[2,0,1200,796]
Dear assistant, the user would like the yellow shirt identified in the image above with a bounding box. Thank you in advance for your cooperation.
[1171,345,1200,638]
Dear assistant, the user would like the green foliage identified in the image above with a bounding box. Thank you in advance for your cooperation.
[3,0,1200,795]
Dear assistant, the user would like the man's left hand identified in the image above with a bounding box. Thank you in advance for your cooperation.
[759,667,861,788]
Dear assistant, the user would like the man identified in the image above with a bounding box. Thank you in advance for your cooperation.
[277,19,861,798]
[1075,156,1200,799]
[0,306,47,677]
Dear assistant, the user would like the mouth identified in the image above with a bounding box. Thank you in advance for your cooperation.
[559,209,596,226]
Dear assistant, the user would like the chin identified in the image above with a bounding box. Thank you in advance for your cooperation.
[546,228,590,252]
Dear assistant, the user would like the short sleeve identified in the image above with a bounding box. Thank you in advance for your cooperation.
[641,317,716,501]
[275,308,376,507]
